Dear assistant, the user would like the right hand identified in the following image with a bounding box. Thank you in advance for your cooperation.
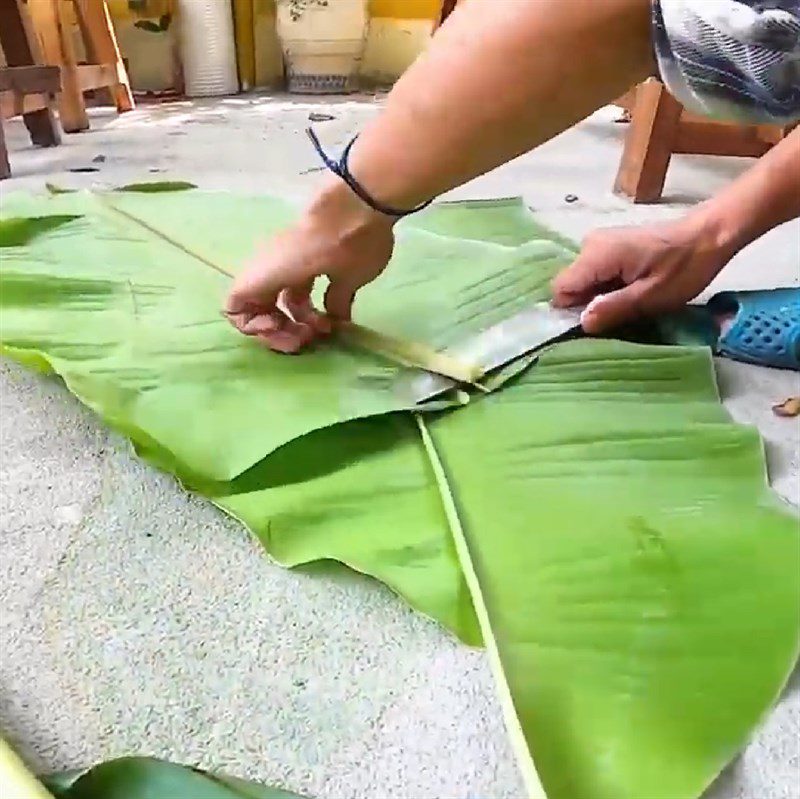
[225,181,395,353]
[551,214,734,333]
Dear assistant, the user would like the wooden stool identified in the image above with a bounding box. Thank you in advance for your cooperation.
[614,78,794,203]
[28,0,133,134]
[438,0,459,26]
[1,0,62,179]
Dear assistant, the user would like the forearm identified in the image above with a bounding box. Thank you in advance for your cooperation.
[328,0,653,212]
[690,127,800,258]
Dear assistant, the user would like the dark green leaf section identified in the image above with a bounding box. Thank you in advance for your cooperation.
[115,181,198,193]
[0,216,81,247]
[44,757,305,799]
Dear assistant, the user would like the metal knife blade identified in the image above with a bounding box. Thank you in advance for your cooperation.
[407,303,584,404]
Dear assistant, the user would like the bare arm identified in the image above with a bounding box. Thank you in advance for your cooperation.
[346,0,654,209]
[695,125,800,257]
[225,0,655,351]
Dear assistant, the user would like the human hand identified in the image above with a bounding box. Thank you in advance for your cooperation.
[225,181,395,353]
[551,215,734,334]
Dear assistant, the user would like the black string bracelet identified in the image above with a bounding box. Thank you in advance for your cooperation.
[306,127,432,218]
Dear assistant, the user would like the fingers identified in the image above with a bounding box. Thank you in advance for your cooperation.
[324,280,358,321]
[282,283,332,336]
[225,242,328,352]
[579,281,649,334]
[226,278,317,354]
[229,276,357,353]
[225,304,315,354]
[551,232,624,308]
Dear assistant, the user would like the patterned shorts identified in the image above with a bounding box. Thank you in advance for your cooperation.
[653,0,800,124]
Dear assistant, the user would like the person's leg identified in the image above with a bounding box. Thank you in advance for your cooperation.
[347,0,656,210]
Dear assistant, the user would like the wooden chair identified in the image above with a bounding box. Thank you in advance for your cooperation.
[1,0,62,179]
[438,0,459,26]
[614,78,794,203]
[28,0,133,134]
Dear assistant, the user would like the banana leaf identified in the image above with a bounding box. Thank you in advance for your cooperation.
[44,757,305,799]
[0,190,569,482]
[199,339,799,799]
[1,189,798,799]
[424,340,800,799]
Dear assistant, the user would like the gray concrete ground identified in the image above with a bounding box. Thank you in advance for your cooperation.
[1,97,799,798]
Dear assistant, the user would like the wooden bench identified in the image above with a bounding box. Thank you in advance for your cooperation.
[28,0,134,134]
[1,0,134,179]
[1,0,62,179]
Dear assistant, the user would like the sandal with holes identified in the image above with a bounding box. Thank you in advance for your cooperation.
[707,288,800,371]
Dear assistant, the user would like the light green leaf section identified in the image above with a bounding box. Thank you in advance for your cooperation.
[199,338,800,799]
[0,191,568,482]
[427,340,800,799]
[44,756,304,799]
[201,414,483,647]
[2,190,798,799]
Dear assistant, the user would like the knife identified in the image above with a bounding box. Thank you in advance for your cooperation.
[406,302,584,404]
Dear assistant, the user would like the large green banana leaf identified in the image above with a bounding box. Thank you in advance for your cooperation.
[0,191,569,482]
[1,189,798,799]
[197,339,799,799]
[425,340,800,798]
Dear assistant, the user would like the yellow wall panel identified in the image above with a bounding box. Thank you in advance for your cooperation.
[253,0,283,87]
[361,17,434,83]
[369,0,440,20]
[233,0,256,89]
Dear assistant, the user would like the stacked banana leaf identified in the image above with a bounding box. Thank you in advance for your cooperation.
[1,186,797,799]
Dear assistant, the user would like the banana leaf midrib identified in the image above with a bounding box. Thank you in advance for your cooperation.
[415,413,546,799]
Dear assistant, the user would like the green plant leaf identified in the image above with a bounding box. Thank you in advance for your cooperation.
[0,215,82,247]
[0,192,567,481]
[201,413,483,646]
[115,181,198,193]
[198,338,799,799]
[2,192,797,799]
[425,340,800,799]
[43,757,305,799]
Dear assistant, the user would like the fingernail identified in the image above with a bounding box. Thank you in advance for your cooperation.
[580,294,605,324]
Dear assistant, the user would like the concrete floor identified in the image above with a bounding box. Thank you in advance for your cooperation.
[1,97,799,798]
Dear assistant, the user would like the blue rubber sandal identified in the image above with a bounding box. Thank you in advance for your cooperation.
[707,288,800,371]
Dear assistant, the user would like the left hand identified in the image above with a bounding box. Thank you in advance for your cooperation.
[225,181,395,353]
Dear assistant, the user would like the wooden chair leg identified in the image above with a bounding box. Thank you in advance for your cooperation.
[0,0,61,147]
[614,78,683,203]
[438,0,459,26]
[28,0,90,133]
[0,117,10,179]
[74,0,134,113]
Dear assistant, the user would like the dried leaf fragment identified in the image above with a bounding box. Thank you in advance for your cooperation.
[772,397,800,418]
